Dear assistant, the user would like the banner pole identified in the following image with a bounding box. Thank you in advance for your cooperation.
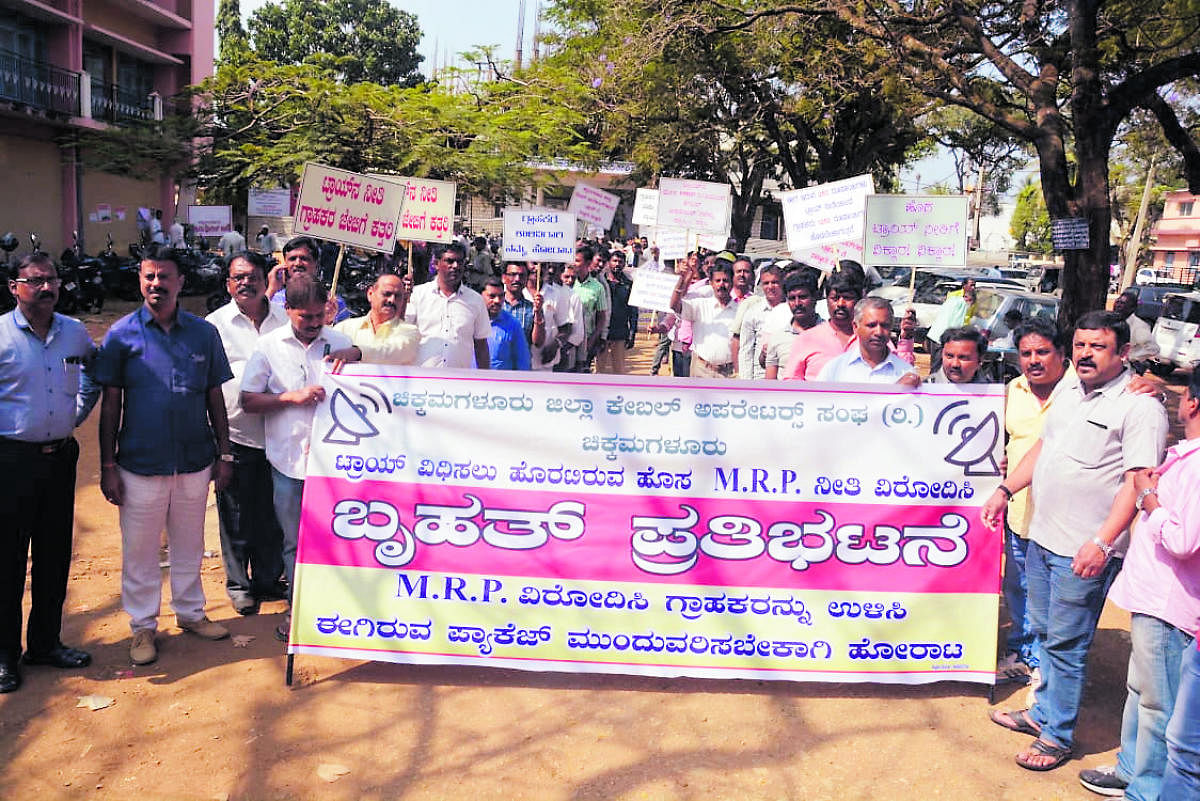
[330,244,346,297]
[286,652,294,687]
[536,263,543,293]
[406,240,413,275]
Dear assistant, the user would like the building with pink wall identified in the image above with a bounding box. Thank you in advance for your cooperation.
[1149,189,1200,282]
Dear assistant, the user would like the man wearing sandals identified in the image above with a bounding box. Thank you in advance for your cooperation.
[981,311,1168,772]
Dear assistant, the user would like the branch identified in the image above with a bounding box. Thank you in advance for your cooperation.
[1143,93,1200,194]
[1107,52,1200,123]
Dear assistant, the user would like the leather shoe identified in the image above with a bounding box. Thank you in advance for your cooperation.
[0,662,21,693]
[23,644,92,669]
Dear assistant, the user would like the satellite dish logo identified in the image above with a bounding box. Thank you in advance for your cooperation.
[322,385,388,445]
[932,400,1001,477]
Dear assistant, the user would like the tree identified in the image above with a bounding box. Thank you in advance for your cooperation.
[921,106,1029,214]
[247,0,424,87]
[1011,181,1053,254]
[705,0,1200,325]
[542,0,926,248]
[215,0,247,64]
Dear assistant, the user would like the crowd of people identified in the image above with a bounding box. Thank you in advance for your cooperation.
[1,234,1197,799]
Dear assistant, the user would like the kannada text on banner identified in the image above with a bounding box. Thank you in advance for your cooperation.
[863,195,970,266]
[293,162,407,252]
[368,175,457,244]
[188,205,232,238]
[656,178,731,234]
[568,183,621,231]
[501,208,578,263]
[289,370,1004,685]
[779,174,874,254]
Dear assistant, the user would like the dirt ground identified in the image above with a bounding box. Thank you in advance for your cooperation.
[0,298,1184,801]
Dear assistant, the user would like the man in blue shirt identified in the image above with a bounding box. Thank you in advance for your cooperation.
[482,279,530,370]
[817,297,920,385]
[265,236,351,324]
[0,253,100,693]
[95,244,236,666]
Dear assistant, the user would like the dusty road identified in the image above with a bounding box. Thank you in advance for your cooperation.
[0,299,1178,801]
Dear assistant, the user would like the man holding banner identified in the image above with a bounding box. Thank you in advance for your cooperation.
[267,237,350,325]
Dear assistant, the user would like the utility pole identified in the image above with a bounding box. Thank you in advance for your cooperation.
[1119,157,1156,291]
[971,162,986,251]
[515,0,526,70]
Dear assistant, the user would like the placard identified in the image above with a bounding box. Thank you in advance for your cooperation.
[187,205,233,237]
[288,370,1004,686]
[792,240,865,273]
[293,162,407,253]
[1050,217,1090,250]
[501,208,577,263]
[632,188,660,226]
[567,183,621,231]
[248,187,293,217]
[779,174,874,253]
[372,175,457,244]
[656,178,731,234]
[628,269,682,313]
[647,226,690,260]
[863,196,969,266]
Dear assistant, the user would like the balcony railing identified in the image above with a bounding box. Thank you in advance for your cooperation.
[90,79,154,123]
[0,49,81,117]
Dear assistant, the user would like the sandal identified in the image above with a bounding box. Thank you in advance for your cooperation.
[989,708,1041,736]
[1015,738,1071,771]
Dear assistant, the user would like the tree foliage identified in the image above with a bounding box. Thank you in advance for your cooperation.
[702,0,1200,324]
[1011,181,1053,254]
[247,0,424,87]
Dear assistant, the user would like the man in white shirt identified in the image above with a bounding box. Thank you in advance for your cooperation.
[405,243,491,369]
[1112,289,1160,371]
[206,251,289,616]
[523,262,568,370]
[818,297,919,385]
[217,225,247,257]
[333,273,419,365]
[764,270,822,379]
[670,260,739,378]
[240,275,359,640]
[732,263,784,379]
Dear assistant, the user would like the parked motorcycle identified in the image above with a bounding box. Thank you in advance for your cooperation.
[0,232,17,312]
[59,230,105,313]
[98,233,141,301]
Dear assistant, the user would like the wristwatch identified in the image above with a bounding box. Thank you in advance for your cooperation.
[1091,537,1114,558]
[219,453,235,463]
[1135,487,1157,512]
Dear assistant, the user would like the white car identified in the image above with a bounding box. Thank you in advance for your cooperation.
[1149,291,1200,375]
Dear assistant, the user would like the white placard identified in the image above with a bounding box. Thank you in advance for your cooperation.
[187,205,232,237]
[656,178,731,234]
[632,188,659,226]
[501,208,577,263]
[567,183,621,231]
[248,187,292,217]
[792,240,865,273]
[383,176,457,244]
[628,269,682,313]
[779,174,875,253]
[863,195,969,266]
[697,232,729,252]
[646,226,690,260]
[293,162,407,253]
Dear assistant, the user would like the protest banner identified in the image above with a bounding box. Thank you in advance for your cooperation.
[863,196,970,266]
[656,178,731,234]
[187,205,233,237]
[288,370,1003,686]
[248,187,292,217]
[632,188,659,226]
[628,270,682,313]
[779,174,874,254]
[792,240,865,273]
[501,208,577,263]
[292,163,407,253]
[568,183,621,231]
[644,226,689,260]
[371,176,456,244]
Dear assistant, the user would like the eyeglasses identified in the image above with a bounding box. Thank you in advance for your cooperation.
[12,277,61,287]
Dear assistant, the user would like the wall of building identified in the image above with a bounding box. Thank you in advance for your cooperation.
[81,169,160,252]
[0,133,65,255]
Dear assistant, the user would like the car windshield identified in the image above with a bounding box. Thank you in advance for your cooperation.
[973,289,1005,320]
[1163,295,1200,324]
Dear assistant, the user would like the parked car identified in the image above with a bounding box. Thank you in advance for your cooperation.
[1125,282,1193,325]
[969,287,1061,345]
[1149,291,1200,376]
[870,269,1021,339]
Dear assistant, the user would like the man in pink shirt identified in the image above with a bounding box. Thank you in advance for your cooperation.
[779,271,862,380]
[1078,368,1200,800]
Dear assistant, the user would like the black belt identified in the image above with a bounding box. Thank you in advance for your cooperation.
[0,436,75,455]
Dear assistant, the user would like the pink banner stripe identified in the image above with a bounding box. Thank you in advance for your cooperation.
[297,479,1000,595]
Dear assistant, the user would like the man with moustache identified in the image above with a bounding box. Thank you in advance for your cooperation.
[265,236,350,324]
[333,272,419,366]
[500,262,537,346]
[780,271,864,381]
[764,271,823,380]
[817,297,919,384]
[241,275,359,641]
[405,242,490,369]
[669,260,739,378]
[0,253,99,692]
[926,327,988,384]
[1111,288,1160,372]
[206,251,290,616]
[570,245,610,373]
[983,311,1168,772]
[595,250,638,375]
[732,262,784,380]
[481,278,531,370]
[95,244,235,665]
[524,262,570,371]
[730,256,755,302]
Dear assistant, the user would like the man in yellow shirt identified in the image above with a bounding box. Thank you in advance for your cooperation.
[333,273,419,365]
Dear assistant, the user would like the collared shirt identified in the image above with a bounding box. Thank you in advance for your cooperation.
[333,313,420,366]
[817,347,917,383]
[606,273,638,341]
[680,296,738,365]
[488,310,531,370]
[269,289,351,324]
[925,365,988,384]
[1030,369,1168,558]
[573,275,611,342]
[405,281,491,368]
[1109,437,1200,636]
[524,284,567,370]
[765,323,811,374]
[0,308,98,441]
[734,296,790,380]
[94,306,233,476]
[1003,366,1076,537]
[780,322,855,381]
[206,299,289,449]
[1126,314,1160,362]
[503,294,535,343]
[241,325,352,480]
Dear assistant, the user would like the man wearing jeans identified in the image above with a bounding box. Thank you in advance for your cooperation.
[1078,368,1200,799]
[982,311,1167,771]
[241,275,357,641]
[96,245,235,665]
